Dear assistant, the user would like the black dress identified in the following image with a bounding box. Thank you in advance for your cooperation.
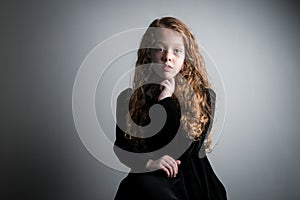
[113,87,227,200]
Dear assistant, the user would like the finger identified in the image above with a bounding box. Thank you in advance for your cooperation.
[167,79,175,92]
[161,83,173,93]
[163,160,173,177]
[165,157,178,177]
[173,161,178,177]
[161,165,170,177]
[161,79,172,86]
[165,156,177,170]
[164,78,175,89]
[161,156,176,177]
[169,77,175,86]
[166,164,174,178]
[169,160,178,177]
[160,80,170,88]
[176,160,181,165]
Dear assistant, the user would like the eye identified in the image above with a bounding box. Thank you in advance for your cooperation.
[174,48,183,54]
[154,47,164,52]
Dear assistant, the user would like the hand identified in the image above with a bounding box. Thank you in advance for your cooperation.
[146,155,181,178]
[158,78,175,101]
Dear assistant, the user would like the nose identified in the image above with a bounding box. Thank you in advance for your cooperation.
[162,50,172,62]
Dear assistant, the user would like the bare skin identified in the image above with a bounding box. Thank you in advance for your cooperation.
[145,28,185,178]
[146,155,181,178]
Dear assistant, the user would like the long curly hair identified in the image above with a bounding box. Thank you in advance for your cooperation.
[126,17,213,151]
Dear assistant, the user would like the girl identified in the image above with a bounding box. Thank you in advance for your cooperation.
[114,17,227,200]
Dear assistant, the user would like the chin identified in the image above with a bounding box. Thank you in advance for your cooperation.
[164,74,175,79]
[153,70,174,80]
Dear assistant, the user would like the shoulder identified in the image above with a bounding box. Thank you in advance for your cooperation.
[116,88,133,113]
[207,88,216,103]
[117,88,133,102]
[116,88,133,122]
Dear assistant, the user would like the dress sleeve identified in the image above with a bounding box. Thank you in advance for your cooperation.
[114,126,151,171]
[113,88,149,171]
[207,88,216,134]
[113,90,180,171]
[144,97,181,152]
[198,88,217,158]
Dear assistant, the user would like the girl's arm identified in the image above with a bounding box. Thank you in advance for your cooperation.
[113,88,181,172]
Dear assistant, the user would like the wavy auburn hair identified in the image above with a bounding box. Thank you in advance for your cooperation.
[127,17,213,151]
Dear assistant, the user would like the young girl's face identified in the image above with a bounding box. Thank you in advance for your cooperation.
[150,28,185,80]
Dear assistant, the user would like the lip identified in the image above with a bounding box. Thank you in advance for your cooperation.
[163,65,173,72]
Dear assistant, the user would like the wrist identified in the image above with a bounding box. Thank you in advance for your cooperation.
[158,92,172,101]
[146,159,153,169]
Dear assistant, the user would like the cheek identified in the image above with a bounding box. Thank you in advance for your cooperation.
[150,51,161,62]
[176,59,184,71]
[173,64,183,75]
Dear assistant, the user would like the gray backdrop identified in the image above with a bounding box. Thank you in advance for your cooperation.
[2,0,300,199]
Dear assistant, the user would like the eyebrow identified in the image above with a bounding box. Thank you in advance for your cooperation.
[155,41,184,47]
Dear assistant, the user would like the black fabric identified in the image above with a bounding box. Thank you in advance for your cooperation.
[114,87,227,200]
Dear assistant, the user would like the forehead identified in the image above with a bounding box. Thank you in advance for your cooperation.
[153,28,184,46]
